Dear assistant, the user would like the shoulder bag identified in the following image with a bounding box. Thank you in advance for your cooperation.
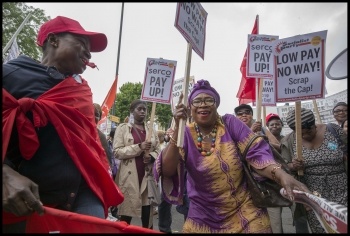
[238,134,292,208]
[147,168,161,207]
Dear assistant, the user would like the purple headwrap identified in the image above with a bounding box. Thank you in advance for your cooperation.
[188,79,220,108]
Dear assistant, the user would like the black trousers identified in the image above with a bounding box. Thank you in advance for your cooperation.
[119,205,152,229]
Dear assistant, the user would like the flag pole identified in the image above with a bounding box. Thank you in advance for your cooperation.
[100,3,124,134]
[110,2,124,120]
[3,13,32,57]
[115,3,124,77]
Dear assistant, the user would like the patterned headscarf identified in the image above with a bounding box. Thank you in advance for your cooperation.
[286,108,315,130]
[188,79,220,108]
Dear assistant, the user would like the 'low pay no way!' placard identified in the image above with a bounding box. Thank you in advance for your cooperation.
[141,58,177,104]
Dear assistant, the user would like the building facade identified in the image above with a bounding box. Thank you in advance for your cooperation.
[253,89,347,135]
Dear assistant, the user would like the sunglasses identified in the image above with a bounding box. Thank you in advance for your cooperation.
[236,110,252,116]
[191,98,216,107]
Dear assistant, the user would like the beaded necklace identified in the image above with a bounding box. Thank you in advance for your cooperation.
[194,123,217,156]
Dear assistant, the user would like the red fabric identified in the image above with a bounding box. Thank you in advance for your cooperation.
[2,76,123,223]
[236,15,259,105]
[25,206,162,233]
[97,76,118,126]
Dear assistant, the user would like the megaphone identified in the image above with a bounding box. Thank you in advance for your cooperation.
[325,48,347,80]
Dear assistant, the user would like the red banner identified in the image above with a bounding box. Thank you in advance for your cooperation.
[98,76,118,126]
[280,189,347,233]
[236,15,259,105]
[26,206,162,233]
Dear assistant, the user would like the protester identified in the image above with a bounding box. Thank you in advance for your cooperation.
[108,128,120,219]
[166,127,190,222]
[265,113,288,233]
[175,169,190,221]
[156,130,173,233]
[113,99,161,229]
[154,79,310,233]
[266,113,285,149]
[332,102,347,126]
[280,108,347,233]
[234,104,269,135]
[2,16,123,233]
[94,103,113,169]
[108,128,120,180]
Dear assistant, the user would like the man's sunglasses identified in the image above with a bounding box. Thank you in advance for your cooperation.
[236,110,252,116]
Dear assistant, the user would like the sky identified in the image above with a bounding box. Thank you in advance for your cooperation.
[26,3,347,115]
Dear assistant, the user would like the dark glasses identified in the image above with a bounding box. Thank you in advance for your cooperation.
[236,110,252,116]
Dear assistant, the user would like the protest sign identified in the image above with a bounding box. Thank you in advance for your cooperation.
[141,58,177,104]
[175,2,207,60]
[171,76,195,112]
[272,30,327,102]
[247,34,278,78]
[261,78,276,106]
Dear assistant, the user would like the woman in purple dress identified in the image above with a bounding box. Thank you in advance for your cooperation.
[154,80,310,233]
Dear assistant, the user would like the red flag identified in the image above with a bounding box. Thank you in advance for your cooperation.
[25,206,161,233]
[236,15,259,105]
[98,76,118,126]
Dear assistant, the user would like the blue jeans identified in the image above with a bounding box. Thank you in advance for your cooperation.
[3,186,104,233]
[158,193,172,233]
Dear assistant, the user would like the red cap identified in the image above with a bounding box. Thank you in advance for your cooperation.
[37,16,107,52]
[266,113,281,123]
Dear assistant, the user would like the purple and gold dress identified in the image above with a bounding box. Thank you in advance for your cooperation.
[154,114,278,233]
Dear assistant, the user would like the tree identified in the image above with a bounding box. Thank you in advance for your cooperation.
[2,2,49,61]
[114,82,173,130]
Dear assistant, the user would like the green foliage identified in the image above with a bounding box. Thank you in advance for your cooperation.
[113,82,173,129]
[2,2,49,61]
[156,102,173,130]
[114,82,143,121]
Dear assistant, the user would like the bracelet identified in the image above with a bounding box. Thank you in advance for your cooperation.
[271,165,282,184]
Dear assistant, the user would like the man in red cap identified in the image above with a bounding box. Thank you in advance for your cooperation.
[266,113,285,149]
[3,16,123,233]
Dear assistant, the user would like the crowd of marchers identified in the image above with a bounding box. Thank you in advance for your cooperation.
[3,15,347,234]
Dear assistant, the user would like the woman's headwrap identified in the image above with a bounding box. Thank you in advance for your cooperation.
[286,108,315,130]
[187,79,220,108]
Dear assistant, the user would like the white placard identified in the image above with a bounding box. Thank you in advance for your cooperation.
[261,78,276,106]
[141,58,177,104]
[171,76,195,112]
[247,34,279,78]
[272,30,327,102]
[174,2,207,60]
